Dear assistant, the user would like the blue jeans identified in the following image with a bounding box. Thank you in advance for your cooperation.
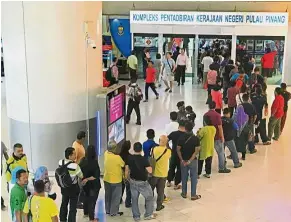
[214,140,226,170]
[130,179,154,221]
[224,140,240,165]
[180,159,198,197]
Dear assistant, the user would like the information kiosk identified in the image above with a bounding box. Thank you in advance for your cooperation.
[95,84,126,172]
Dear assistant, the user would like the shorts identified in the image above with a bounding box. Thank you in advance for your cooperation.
[162,72,174,82]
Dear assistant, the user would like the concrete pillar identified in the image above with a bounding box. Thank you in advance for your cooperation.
[283,22,291,85]
[231,34,237,62]
[1,1,103,171]
[158,33,163,57]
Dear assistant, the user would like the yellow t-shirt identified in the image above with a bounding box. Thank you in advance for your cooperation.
[72,141,85,164]
[104,151,125,183]
[153,146,171,178]
[23,196,58,222]
[127,55,138,70]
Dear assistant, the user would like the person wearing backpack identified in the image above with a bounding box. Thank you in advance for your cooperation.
[57,147,87,222]
[125,79,142,125]
[105,57,118,87]
[23,180,59,222]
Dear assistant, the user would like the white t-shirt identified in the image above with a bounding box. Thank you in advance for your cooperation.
[201,56,214,72]
[165,122,179,135]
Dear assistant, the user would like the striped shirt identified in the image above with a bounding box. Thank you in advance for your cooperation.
[58,159,83,184]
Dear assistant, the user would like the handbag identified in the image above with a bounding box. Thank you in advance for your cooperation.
[149,147,168,177]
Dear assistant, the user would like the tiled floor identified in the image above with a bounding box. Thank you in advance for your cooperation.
[1,78,291,221]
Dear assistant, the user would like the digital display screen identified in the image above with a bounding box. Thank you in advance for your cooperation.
[108,117,125,144]
[109,93,123,124]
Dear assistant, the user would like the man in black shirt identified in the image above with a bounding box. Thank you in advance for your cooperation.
[280,83,291,133]
[241,94,257,153]
[177,122,201,201]
[251,87,270,145]
[166,120,186,189]
[125,142,155,221]
[222,60,235,103]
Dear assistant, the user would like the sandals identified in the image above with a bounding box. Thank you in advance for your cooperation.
[191,195,202,201]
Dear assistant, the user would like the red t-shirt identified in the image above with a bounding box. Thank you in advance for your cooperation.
[146,67,156,83]
[204,110,222,140]
[271,95,284,118]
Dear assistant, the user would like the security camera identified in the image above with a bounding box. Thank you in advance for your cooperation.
[87,38,96,49]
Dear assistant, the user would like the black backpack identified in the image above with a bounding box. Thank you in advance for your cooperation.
[105,65,115,81]
[55,160,73,189]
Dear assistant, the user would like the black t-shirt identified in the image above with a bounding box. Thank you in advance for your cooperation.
[281,91,291,112]
[223,64,235,82]
[251,94,267,122]
[127,155,150,181]
[177,133,200,161]
[242,102,257,118]
[168,131,186,154]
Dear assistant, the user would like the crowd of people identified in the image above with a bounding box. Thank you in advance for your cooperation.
[1,47,290,222]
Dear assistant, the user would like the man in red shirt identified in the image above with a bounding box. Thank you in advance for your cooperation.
[267,87,284,142]
[144,61,159,102]
[261,48,277,79]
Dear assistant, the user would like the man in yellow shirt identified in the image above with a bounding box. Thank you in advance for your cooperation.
[127,50,138,81]
[23,180,58,222]
[104,140,125,216]
[72,131,86,164]
[150,135,171,211]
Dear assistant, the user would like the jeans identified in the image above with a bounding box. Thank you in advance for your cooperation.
[180,159,198,197]
[214,140,226,170]
[224,140,240,165]
[130,179,154,220]
[83,189,99,220]
[198,156,212,175]
[104,182,122,215]
[59,194,78,222]
[121,181,132,207]
[268,116,281,140]
[145,83,158,100]
[149,177,166,209]
[167,154,181,186]
[126,99,141,124]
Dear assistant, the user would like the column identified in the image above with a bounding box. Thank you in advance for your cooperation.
[231,34,237,62]
[194,35,199,82]
[282,22,291,85]
[158,33,164,56]
[1,1,103,171]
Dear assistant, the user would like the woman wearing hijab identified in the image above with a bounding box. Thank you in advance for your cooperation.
[233,105,249,160]
[79,145,101,222]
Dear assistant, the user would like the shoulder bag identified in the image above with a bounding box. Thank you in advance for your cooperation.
[166,59,175,77]
[149,147,168,177]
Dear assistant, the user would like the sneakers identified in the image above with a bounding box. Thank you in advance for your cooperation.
[136,122,141,126]
[165,88,170,92]
[203,174,211,178]
[169,90,172,93]
[218,168,231,173]
[263,141,271,145]
[156,205,165,211]
[144,214,157,220]
[181,193,187,199]
[272,137,279,141]
[156,94,159,99]
[249,149,257,154]
[234,163,243,168]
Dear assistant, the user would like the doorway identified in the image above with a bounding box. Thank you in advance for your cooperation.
[162,34,196,84]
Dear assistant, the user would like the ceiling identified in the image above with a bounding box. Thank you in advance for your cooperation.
[102,1,291,15]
